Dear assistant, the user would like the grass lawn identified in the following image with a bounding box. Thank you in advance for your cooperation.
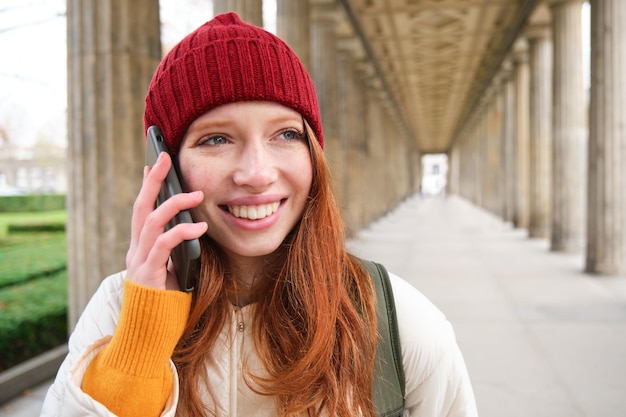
[0,269,68,372]
[0,232,67,288]
[0,210,69,370]
[0,210,67,237]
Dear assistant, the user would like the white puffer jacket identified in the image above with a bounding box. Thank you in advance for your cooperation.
[40,270,478,417]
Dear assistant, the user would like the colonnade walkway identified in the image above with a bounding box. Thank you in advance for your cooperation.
[348,194,626,417]
[2,194,626,417]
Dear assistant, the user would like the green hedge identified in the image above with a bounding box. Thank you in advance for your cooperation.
[7,223,66,233]
[0,232,67,289]
[0,210,66,238]
[0,271,68,372]
[0,215,69,371]
[0,195,66,213]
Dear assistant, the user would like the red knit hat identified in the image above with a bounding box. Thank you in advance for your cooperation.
[144,12,323,154]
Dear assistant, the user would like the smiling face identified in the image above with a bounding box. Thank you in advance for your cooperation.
[177,101,313,271]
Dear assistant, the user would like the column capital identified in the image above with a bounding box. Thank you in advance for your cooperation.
[483,81,500,105]
[311,1,341,22]
[368,76,383,91]
[357,60,380,87]
[357,60,375,77]
[511,38,529,65]
[499,58,514,82]
[337,36,365,59]
[525,23,552,41]
[544,0,584,8]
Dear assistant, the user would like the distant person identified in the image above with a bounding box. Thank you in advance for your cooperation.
[42,12,477,417]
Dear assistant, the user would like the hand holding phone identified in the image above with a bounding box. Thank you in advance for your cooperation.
[146,125,201,292]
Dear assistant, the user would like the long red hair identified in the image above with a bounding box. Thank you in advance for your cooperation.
[173,122,378,416]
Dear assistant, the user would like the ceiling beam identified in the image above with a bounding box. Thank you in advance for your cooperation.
[339,0,419,148]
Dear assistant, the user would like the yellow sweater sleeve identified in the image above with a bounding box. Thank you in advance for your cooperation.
[83,279,192,417]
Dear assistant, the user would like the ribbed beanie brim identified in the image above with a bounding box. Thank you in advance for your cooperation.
[144,12,323,154]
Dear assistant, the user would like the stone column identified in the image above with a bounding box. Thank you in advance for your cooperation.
[337,38,367,233]
[585,0,626,275]
[458,119,474,202]
[364,77,388,219]
[494,79,508,219]
[460,131,473,201]
[478,98,488,209]
[548,0,587,252]
[460,123,470,200]
[213,0,263,26]
[455,126,468,199]
[478,98,489,207]
[66,0,161,327]
[478,75,505,217]
[412,149,422,195]
[526,25,553,239]
[400,128,412,200]
[359,67,378,219]
[448,146,460,195]
[481,82,502,215]
[512,39,531,230]
[501,60,516,224]
[394,119,412,201]
[470,117,481,205]
[460,128,472,200]
[310,3,344,204]
[276,0,311,70]
[354,63,372,222]
[475,106,486,208]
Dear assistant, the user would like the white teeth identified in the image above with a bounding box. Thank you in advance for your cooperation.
[228,202,280,220]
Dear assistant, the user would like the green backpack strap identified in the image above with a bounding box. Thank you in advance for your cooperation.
[363,260,406,417]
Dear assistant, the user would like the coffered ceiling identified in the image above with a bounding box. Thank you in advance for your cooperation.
[339,0,538,154]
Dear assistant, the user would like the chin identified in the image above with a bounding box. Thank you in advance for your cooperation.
[227,241,284,259]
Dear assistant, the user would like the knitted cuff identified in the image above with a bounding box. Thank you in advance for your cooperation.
[100,279,192,378]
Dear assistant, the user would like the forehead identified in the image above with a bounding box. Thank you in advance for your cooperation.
[193,101,302,125]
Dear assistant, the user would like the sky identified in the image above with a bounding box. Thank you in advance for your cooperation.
[0,0,66,147]
[0,0,586,149]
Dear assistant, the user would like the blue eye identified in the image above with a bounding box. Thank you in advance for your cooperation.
[279,129,304,141]
[201,135,229,146]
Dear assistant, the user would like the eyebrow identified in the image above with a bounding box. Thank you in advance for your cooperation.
[191,113,303,132]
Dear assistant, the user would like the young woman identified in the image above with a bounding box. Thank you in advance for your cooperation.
[42,12,478,417]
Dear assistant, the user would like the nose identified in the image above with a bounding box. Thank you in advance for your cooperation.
[232,141,278,190]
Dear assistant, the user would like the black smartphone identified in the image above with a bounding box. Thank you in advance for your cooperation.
[146,125,201,292]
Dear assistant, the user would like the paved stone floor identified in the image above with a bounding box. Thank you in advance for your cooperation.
[348,194,626,417]
[3,194,626,416]
[0,380,51,417]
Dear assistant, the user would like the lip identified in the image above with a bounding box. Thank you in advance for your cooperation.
[223,194,285,207]
[219,195,286,231]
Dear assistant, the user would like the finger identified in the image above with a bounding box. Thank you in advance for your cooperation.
[132,152,170,237]
[127,164,152,261]
[131,221,208,290]
[129,190,205,272]
[129,152,172,257]
[165,259,180,291]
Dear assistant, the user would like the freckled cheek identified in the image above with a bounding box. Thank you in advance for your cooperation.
[179,158,222,192]
[299,166,313,192]
[177,165,196,193]
[181,170,222,222]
